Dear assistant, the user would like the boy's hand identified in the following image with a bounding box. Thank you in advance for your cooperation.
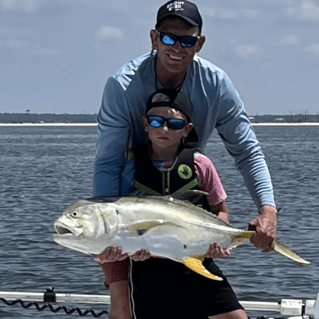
[130,249,151,261]
[204,242,230,259]
[92,246,128,264]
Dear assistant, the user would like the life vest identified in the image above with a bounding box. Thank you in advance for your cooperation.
[131,143,209,209]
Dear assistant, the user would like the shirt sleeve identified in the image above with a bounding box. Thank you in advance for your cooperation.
[194,153,227,206]
[93,77,130,197]
[214,72,275,209]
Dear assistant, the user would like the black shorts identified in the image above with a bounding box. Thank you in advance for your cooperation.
[129,258,244,319]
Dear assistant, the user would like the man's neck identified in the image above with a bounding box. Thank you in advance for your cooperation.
[155,63,187,89]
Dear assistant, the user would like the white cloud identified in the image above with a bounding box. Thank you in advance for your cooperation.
[278,34,300,45]
[304,44,319,55]
[0,27,34,38]
[203,7,258,20]
[288,0,319,21]
[234,45,260,57]
[96,26,123,41]
[0,0,38,13]
[31,46,65,56]
[4,38,31,49]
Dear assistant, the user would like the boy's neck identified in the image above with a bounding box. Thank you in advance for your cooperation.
[151,145,179,161]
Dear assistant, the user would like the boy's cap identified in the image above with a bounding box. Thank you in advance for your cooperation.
[146,88,199,143]
[156,0,202,33]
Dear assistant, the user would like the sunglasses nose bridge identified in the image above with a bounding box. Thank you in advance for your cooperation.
[161,120,169,130]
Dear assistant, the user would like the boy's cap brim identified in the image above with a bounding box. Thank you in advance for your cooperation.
[146,88,199,143]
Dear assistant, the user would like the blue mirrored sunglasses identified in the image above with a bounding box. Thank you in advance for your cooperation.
[156,30,200,48]
[147,115,187,130]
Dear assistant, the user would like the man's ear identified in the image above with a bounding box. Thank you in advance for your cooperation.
[150,29,158,50]
[195,35,206,53]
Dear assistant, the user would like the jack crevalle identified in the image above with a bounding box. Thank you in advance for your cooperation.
[53,193,310,281]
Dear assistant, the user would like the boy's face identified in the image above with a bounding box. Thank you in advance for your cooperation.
[143,107,194,151]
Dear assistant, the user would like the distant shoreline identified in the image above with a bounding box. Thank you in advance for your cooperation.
[1,122,319,126]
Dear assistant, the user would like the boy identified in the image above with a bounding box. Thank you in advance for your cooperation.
[96,88,247,319]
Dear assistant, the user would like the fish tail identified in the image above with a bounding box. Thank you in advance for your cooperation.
[230,231,254,249]
[274,241,310,265]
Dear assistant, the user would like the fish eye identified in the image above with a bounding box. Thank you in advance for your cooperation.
[70,212,78,218]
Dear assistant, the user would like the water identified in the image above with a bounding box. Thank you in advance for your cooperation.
[0,125,318,318]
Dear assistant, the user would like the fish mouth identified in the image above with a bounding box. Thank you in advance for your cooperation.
[54,221,75,236]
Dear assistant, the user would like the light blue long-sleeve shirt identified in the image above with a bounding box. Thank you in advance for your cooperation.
[93,52,275,209]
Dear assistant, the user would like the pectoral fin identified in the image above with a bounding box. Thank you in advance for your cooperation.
[127,220,181,236]
[183,257,223,281]
[274,241,310,265]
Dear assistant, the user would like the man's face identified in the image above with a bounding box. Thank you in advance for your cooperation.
[151,18,205,77]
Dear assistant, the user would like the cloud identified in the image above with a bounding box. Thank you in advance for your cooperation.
[0,27,34,38]
[0,27,34,50]
[288,0,319,21]
[0,0,38,13]
[278,34,300,45]
[234,45,260,57]
[96,26,123,41]
[203,7,258,20]
[304,44,319,55]
[3,38,31,49]
[31,46,65,56]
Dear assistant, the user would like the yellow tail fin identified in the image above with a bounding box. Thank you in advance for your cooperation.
[182,257,223,281]
[232,232,310,264]
[274,241,310,264]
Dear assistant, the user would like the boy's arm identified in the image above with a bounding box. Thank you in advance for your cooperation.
[209,201,228,223]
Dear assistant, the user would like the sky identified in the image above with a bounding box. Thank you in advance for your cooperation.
[0,0,319,116]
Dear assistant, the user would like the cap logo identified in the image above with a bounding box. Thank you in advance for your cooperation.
[167,1,185,12]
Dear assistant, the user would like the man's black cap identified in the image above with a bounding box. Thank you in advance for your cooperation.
[146,88,199,143]
[156,1,203,33]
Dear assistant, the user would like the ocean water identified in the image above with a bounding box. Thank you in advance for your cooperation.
[0,125,318,318]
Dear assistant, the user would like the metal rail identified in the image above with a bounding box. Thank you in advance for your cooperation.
[0,290,318,319]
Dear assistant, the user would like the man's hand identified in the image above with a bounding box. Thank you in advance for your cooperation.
[249,205,277,252]
[204,242,230,259]
[92,246,128,264]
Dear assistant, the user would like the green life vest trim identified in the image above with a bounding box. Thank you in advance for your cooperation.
[176,178,199,193]
[134,181,162,196]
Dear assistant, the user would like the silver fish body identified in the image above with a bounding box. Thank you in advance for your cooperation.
[54,194,310,280]
[54,196,248,259]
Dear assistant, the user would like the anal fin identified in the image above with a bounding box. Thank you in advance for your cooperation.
[183,257,223,281]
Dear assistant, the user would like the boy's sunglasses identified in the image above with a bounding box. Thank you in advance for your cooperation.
[147,115,187,130]
[156,30,200,48]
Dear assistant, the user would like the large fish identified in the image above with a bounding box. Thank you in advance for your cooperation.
[53,192,310,281]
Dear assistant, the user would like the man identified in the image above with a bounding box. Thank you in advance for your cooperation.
[93,1,277,318]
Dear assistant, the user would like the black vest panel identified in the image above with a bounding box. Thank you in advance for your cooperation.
[132,144,199,196]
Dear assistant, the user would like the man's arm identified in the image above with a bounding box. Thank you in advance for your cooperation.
[215,73,277,249]
[93,77,131,197]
